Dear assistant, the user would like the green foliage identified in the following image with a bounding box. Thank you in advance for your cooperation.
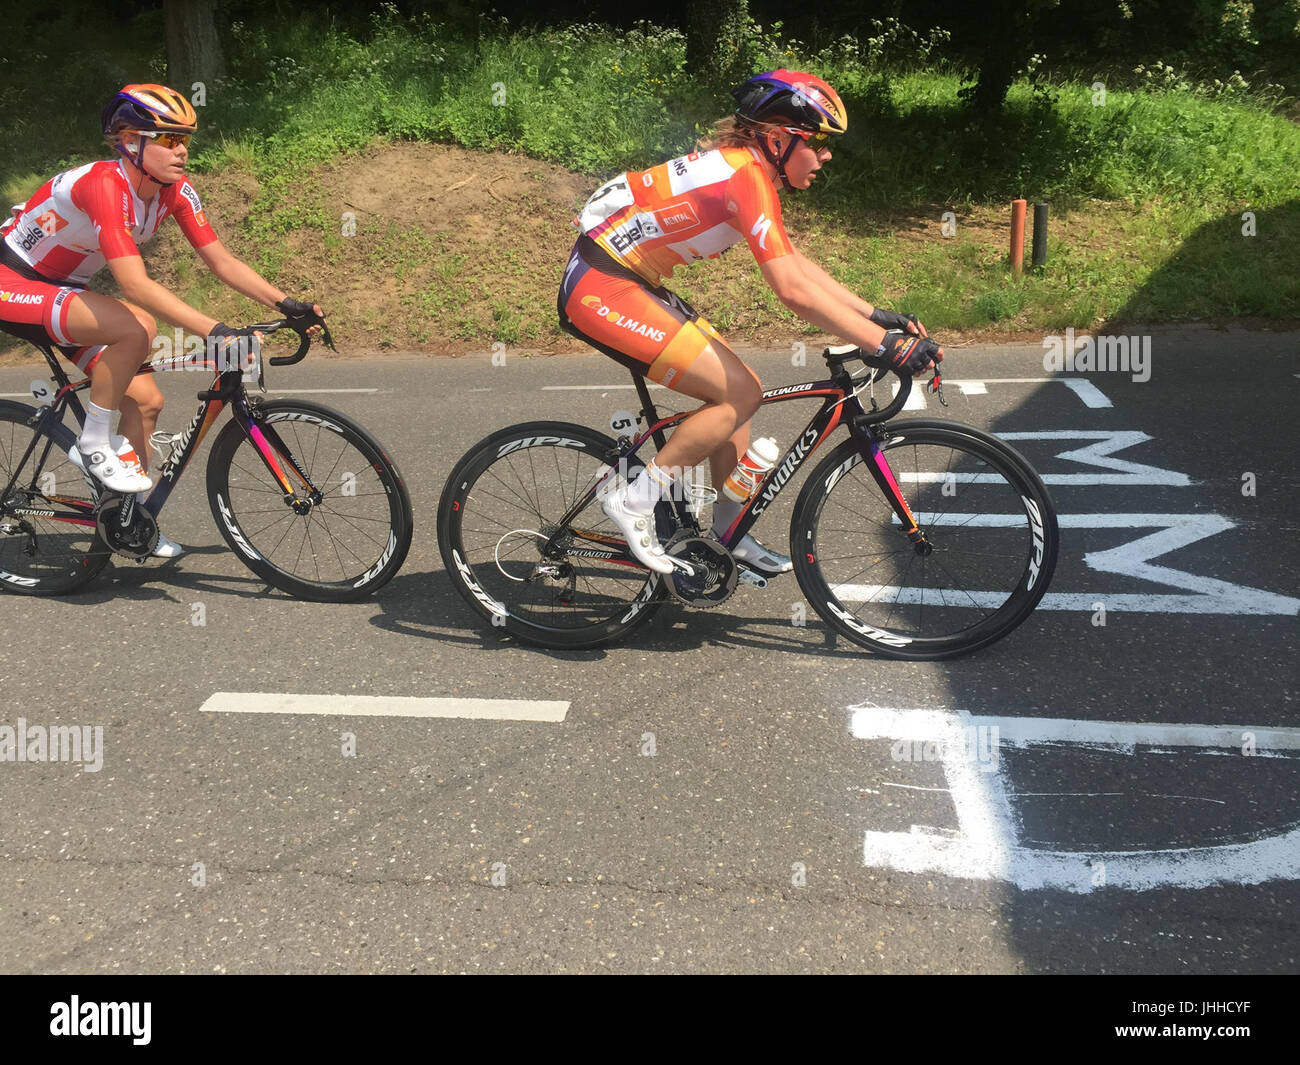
[0,5,1295,347]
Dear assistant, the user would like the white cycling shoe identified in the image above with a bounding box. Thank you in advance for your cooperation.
[151,532,185,560]
[601,485,691,575]
[728,532,793,574]
[69,436,153,495]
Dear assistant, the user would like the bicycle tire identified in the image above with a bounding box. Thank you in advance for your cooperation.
[791,419,1058,659]
[0,399,111,595]
[205,398,412,602]
[437,421,666,649]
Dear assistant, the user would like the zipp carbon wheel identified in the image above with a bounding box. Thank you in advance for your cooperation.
[437,421,666,649]
[0,400,110,595]
[791,420,1058,659]
[206,399,412,601]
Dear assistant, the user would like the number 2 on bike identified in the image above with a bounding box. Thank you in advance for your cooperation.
[0,320,413,600]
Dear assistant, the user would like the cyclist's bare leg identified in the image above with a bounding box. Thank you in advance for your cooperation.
[63,294,157,456]
[118,375,165,473]
[705,363,762,492]
[652,342,761,482]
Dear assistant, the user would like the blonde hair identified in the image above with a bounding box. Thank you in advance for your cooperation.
[696,115,784,152]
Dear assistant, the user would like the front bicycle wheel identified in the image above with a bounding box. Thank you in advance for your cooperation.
[0,399,110,595]
[206,399,413,602]
[437,421,666,649]
[791,420,1058,659]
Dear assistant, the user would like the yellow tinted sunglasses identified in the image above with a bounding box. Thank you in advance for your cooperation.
[784,127,832,152]
[138,130,192,150]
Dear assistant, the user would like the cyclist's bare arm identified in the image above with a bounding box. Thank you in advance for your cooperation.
[761,254,892,354]
[793,251,929,338]
[107,253,219,337]
[196,240,322,318]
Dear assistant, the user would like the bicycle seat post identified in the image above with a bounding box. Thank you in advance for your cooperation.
[630,372,665,450]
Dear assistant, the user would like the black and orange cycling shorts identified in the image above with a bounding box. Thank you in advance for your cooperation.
[0,255,105,372]
[557,236,723,389]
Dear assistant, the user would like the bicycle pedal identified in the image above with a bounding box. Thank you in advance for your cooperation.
[666,555,696,577]
[737,567,768,589]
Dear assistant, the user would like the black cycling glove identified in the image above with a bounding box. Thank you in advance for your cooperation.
[206,322,260,369]
[869,307,920,333]
[276,297,322,328]
[880,330,943,375]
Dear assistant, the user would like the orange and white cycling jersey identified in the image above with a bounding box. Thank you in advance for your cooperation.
[1,159,216,286]
[575,146,794,285]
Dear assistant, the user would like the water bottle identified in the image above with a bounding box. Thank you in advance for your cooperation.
[722,436,780,502]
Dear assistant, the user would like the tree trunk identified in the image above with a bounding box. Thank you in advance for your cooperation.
[164,0,226,93]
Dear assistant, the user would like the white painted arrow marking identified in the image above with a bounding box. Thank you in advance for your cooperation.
[998,431,1190,485]
[849,512,1299,615]
[852,707,1300,893]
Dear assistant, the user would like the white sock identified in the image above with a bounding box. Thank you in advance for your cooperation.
[712,497,742,537]
[79,402,114,451]
[624,461,677,514]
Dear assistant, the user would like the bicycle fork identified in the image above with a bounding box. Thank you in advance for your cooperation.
[849,416,933,557]
[236,404,323,512]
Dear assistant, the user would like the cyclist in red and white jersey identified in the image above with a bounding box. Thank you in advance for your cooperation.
[0,84,324,557]
[559,70,942,574]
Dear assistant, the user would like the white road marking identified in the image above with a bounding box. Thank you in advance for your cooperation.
[0,392,39,398]
[265,388,380,394]
[892,379,927,410]
[542,384,665,391]
[851,707,1300,893]
[999,430,1190,485]
[938,377,1112,408]
[843,512,1299,615]
[1061,380,1113,407]
[199,692,569,721]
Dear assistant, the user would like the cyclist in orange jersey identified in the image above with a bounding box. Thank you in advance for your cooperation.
[558,70,942,575]
[0,84,324,557]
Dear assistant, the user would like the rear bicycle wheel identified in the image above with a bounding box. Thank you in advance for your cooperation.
[205,399,413,602]
[791,420,1058,659]
[0,399,110,595]
[437,421,666,649]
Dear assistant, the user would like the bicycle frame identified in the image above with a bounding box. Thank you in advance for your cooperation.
[1,343,325,531]
[549,355,931,568]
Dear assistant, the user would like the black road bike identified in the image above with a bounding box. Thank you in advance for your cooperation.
[0,320,412,600]
[437,345,1059,660]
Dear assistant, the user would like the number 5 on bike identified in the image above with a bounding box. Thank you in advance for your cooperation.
[438,344,1057,659]
[438,70,1057,658]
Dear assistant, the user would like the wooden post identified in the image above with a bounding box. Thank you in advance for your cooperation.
[1010,199,1027,277]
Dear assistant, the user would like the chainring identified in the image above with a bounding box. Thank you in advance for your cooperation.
[663,532,737,608]
[95,496,159,560]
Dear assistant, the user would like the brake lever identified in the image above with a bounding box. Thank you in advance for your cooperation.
[928,369,948,407]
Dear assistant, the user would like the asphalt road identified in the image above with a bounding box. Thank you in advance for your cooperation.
[1,326,1296,973]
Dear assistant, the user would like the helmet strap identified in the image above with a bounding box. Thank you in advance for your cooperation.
[115,134,174,189]
[757,132,801,192]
